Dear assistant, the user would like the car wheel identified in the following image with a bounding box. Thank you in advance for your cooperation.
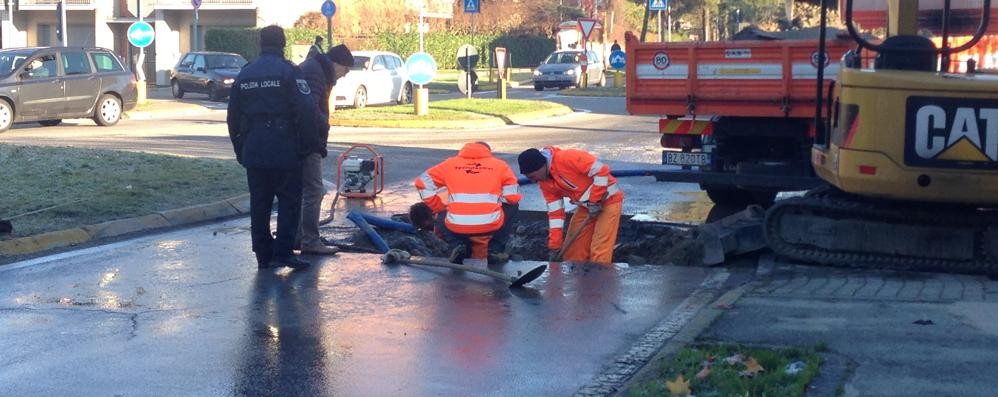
[0,100,13,132]
[207,83,222,101]
[397,83,412,105]
[171,79,184,99]
[93,94,122,126]
[38,119,62,127]
[534,84,543,91]
[354,86,368,109]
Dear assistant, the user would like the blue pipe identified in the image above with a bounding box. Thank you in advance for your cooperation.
[357,212,417,234]
[346,211,391,254]
[516,168,662,185]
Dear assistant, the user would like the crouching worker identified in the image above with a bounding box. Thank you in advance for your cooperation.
[518,146,623,264]
[413,142,521,265]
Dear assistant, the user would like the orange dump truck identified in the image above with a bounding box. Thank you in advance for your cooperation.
[624,30,856,206]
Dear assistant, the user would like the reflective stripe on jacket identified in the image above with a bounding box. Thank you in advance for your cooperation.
[538,146,623,250]
[413,142,522,235]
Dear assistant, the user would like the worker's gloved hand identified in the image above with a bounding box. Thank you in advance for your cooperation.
[586,202,602,216]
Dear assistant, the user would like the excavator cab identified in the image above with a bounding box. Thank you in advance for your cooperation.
[813,0,998,204]
[765,0,998,273]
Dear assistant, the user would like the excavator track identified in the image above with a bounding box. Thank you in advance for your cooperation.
[764,189,998,275]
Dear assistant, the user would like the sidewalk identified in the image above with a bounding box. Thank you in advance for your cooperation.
[622,256,998,396]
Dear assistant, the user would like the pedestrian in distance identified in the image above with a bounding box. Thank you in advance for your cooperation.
[518,146,623,264]
[610,40,621,53]
[296,43,355,255]
[413,142,522,265]
[307,35,324,59]
[227,25,326,270]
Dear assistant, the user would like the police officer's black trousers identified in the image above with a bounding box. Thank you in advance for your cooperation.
[247,167,303,265]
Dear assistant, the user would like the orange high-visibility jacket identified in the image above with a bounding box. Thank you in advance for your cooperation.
[414,142,522,235]
[538,146,623,250]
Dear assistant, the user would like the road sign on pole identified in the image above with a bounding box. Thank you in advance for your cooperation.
[609,49,626,69]
[648,0,667,11]
[321,0,336,17]
[191,0,201,9]
[406,52,437,86]
[464,0,479,13]
[127,21,155,48]
[577,18,598,42]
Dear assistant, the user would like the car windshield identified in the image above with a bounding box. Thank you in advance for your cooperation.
[545,52,581,64]
[205,54,246,69]
[351,56,371,71]
[0,50,32,77]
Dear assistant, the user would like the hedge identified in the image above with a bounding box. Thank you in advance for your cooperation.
[374,32,554,69]
[205,27,329,62]
[207,28,555,68]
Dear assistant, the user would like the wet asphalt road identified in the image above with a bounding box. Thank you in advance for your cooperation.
[0,217,717,396]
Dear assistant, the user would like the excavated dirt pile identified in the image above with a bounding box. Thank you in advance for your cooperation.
[333,210,706,266]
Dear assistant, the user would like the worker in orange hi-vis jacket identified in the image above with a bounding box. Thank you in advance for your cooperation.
[413,142,522,265]
[517,147,623,264]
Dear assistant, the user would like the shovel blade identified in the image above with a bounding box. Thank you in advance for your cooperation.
[510,264,547,288]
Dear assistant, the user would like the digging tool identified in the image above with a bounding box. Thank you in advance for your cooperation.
[554,211,595,262]
[382,249,547,288]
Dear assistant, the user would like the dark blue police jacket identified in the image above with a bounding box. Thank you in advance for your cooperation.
[227,50,323,170]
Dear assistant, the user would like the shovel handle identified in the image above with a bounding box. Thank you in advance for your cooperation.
[554,213,594,262]
[407,256,513,283]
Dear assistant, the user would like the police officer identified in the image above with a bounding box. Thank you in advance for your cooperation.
[227,25,324,270]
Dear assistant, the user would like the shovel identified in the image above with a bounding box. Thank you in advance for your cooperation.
[553,212,595,262]
[383,249,547,288]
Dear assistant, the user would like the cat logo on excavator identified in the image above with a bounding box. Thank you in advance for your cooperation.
[905,96,998,168]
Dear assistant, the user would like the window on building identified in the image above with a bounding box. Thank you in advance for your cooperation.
[61,51,92,75]
[37,24,51,47]
[90,51,124,72]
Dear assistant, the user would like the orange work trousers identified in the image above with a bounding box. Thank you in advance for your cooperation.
[561,200,622,264]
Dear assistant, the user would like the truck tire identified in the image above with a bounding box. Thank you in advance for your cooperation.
[705,187,777,207]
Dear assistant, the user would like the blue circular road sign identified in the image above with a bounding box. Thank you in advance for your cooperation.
[321,0,336,17]
[609,49,626,69]
[406,52,437,85]
[127,21,155,48]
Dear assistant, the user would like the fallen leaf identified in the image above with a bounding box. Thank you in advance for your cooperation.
[738,357,765,377]
[695,366,712,380]
[723,353,744,365]
[666,373,691,396]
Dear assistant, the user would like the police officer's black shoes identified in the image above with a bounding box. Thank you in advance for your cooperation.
[448,244,468,265]
[269,256,311,269]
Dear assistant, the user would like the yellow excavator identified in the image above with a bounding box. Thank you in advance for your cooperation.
[765,0,998,272]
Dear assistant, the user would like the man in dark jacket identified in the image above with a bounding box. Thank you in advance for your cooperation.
[296,44,354,255]
[227,25,324,269]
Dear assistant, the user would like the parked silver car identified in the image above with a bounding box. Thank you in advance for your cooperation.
[331,51,412,109]
[0,46,137,132]
[532,49,606,91]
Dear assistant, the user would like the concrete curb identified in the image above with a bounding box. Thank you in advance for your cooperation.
[0,193,251,259]
[330,105,574,130]
[614,282,753,396]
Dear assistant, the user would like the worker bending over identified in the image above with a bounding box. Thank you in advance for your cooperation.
[413,142,521,265]
[518,147,623,264]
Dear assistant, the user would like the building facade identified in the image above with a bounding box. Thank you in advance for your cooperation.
[0,0,314,85]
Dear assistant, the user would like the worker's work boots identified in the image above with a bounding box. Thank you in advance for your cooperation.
[269,256,311,269]
[448,244,468,264]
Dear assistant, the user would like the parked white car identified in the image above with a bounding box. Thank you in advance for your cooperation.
[332,51,412,109]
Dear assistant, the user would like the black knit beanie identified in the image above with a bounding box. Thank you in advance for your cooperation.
[518,148,546,175]
[327,44,355,67]
[259,25,286,52]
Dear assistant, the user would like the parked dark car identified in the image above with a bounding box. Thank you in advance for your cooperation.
[0,46,137,133]
[170,51,246,101]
